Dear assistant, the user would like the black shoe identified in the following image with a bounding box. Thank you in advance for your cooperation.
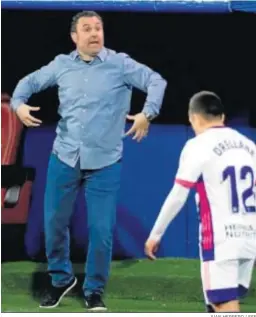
[206,304,215,312]
[84,293,107,312]
[39,277,77,308]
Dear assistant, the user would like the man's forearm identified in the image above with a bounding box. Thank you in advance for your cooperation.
[11,58,58,112]
[143,74,167,119]
[149,184,190,241]
[122,54,167,119]
[11,75,35,111]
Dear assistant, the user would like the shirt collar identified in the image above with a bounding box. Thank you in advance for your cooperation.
[71,47,107,62]
[208,125,226,129]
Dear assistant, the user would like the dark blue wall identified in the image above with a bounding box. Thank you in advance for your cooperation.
[22,124,256,260]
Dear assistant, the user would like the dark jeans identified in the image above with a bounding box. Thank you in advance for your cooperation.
[44,153,121,296]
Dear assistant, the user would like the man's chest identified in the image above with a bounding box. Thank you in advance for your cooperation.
[56,61,125,97]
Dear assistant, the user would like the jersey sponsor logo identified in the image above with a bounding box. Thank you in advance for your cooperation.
[225,224,256,240]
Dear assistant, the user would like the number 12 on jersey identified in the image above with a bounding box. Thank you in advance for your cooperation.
[223,165,256,213]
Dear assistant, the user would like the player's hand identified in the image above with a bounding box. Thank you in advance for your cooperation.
[125,113,149,142]
[144,238,160,260]
[16,104,42,127]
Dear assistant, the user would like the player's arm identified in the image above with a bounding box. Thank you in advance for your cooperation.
[145,140,202,259]
[148,183,190,243]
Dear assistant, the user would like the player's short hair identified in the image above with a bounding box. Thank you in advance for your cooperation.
[70,11,103,33]
[189,91,224,120]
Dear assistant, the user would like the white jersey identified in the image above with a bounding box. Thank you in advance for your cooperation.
[175,127,256,261]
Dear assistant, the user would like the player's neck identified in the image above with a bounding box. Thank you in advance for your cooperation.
[200,122,225,134]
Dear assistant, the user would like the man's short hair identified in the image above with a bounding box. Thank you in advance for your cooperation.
[189,91,224,119]
[70,11,103,33]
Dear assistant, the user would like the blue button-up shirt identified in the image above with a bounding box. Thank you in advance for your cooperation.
[11,47,167,169]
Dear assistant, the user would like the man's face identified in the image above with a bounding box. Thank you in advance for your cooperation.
[71,16,104,56]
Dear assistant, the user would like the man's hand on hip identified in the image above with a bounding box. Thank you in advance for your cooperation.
[125,113,149,142]
[16,104,42,127]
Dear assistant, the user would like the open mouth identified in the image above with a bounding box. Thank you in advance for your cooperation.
[89,41,99,45]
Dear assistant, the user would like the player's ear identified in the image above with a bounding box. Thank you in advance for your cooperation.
[71,32,77,44]
[189,111,197,123]
[194,113,201,125]
[188,111,192,124]
[221,114,225,123]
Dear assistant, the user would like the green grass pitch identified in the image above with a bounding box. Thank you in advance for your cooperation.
[1,258,256,312]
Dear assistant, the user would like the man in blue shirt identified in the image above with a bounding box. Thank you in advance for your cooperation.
[11,11,167,311]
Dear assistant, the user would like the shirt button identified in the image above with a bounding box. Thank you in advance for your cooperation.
[84,93,87,97]
[80,141,83,145]
[84,78,88,82]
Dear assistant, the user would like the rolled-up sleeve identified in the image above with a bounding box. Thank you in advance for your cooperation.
[122,54,167,119]
[11,57,59,111]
